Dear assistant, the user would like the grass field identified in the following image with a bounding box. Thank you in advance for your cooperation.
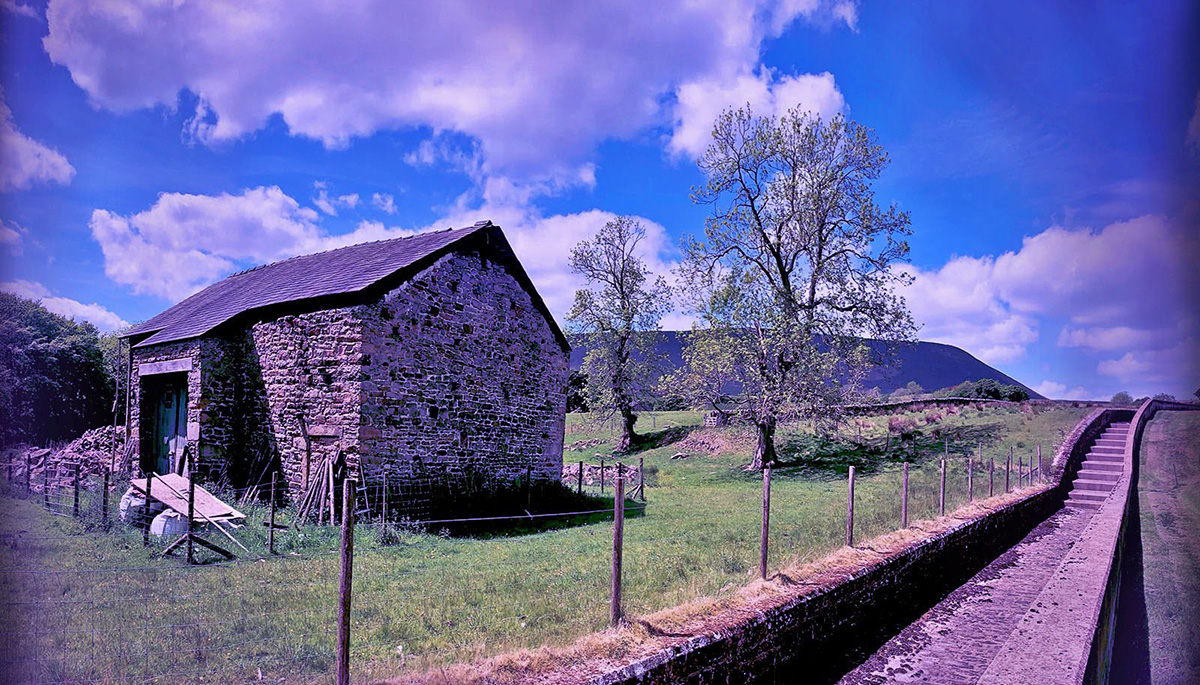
[0,402,1089,683]
[1135,409,1200,684]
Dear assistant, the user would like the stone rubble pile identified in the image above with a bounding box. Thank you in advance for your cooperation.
[1,425,128,491]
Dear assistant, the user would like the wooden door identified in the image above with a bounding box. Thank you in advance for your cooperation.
[153,377,187,474]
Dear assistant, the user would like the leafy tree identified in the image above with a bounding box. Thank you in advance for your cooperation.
[0,293,114,445]
[675,107,915,469]
[936,379,1029,402]
[1152,392,1176,402]
[1110,391,1134,406]
[566,216,672,451]
[565,370,590,413]
[890,380,925,401]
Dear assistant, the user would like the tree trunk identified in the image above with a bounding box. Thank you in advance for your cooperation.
[752,418,777,470]
[614,405,639,452]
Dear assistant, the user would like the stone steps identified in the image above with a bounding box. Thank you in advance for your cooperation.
[1066,422,1127,510]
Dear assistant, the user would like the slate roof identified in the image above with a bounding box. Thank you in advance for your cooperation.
[123,221,569,351]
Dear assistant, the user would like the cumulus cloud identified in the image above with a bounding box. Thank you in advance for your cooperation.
[90,185,681,322]
[669,70,846,159]
[1,1,38,19]
[90,186,323,300]
[312,182,360,216]
[899,213,1197,383]
[0,90,75,191]
[1031,380,1092,400]
[1,279,128,332]
[372,193,397,215]
[1097,341,1198,388]
[0,219,27,255]
[43,0,854,184]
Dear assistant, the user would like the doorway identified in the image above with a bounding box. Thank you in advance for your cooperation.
[140,373,188,475]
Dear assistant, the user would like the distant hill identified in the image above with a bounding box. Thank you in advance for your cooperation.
[568,331,1043,400]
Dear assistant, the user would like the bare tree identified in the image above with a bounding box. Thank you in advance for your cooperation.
[567,217,672,452]
[675,107,915,469]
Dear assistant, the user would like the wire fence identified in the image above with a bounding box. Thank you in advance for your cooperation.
[0,441,1050,684]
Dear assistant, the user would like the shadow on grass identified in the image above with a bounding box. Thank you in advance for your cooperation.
[409,497,647,539]
[622,425,697,455]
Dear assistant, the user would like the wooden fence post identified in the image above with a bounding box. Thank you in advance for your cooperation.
[102,470,110,524]
[382,470,389,526]
[989,458,995,497]
[269,472,277,555]
[967,457,973,502]
[577,460,584,495]
[187,477,196,565]
[42,464,49,509]
[25,452,31,491]
[901,462,909,528]
[73,462,81,518]
[1006,447,1012,493]
[600,459,605,494]
[760,463,771,580]
[525,462,532,511]
[336,478,355,685]
[143,473,153,546]
[610,463,625,627]
[939,459,947,516]
[1037,446,1043,485]
[639,457,645,502]
[846,466,856,547]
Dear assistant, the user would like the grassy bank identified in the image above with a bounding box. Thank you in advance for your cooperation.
[0,403,1088,683]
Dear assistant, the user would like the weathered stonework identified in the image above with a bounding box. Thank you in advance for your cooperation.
[128,242,568,513]
[359,251,568,516]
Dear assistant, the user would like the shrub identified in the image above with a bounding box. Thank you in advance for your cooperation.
[923,410,943,425]
[888,415,918,435]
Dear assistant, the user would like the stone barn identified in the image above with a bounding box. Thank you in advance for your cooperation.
[120,221,570,515]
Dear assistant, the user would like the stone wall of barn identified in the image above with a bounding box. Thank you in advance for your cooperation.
[245,308,367,500]
[359,250,569,517]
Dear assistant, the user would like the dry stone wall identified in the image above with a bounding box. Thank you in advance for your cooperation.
[359,250,568,515]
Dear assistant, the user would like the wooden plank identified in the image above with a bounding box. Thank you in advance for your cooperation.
[130,473,244,520]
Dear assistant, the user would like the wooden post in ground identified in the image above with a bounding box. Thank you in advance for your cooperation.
[143,474,153,546]
[577,461,583,495]
[901,462,909,528]
[760,463,772,580]
[600,459,605,494]
[639,457,645,502]
[42,464,49,509]
[268,472,277,555]
[610,463,625,627]
[6,457,10,483]
[525,462,532,511]
[1037,446,1043,485]
[1006,447,1012,493]
[939,459,946,516]
[25,452,31,491]
[336,478,355,685]
[846,466,856,547]
[1020,457,1025,487]
[967,457,973,502]
[73,462,81,517]
[186,476,196,565]
[102,470,110,524]
[382,471,389,526]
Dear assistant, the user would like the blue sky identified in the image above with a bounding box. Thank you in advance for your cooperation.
[1,0,1197,399]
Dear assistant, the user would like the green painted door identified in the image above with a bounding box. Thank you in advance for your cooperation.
[153,377,187,475]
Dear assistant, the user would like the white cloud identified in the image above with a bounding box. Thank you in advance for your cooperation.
[0,219,27,255]
[1,1,38,19]
[90,185,682,323]
[1097,341,1198,387]
[1,280,128,332]
[0,89,75,191]
[90,186,323,300]
[669,70,846,158]
[311,182,360,216]
[895,257,1038,364]
[898,213,1197,386]
[372,193,397,215]
[43,0,854,183]
[1031,380,1092,400]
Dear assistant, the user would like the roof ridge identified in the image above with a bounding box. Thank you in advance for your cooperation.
[226,222,488,278]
